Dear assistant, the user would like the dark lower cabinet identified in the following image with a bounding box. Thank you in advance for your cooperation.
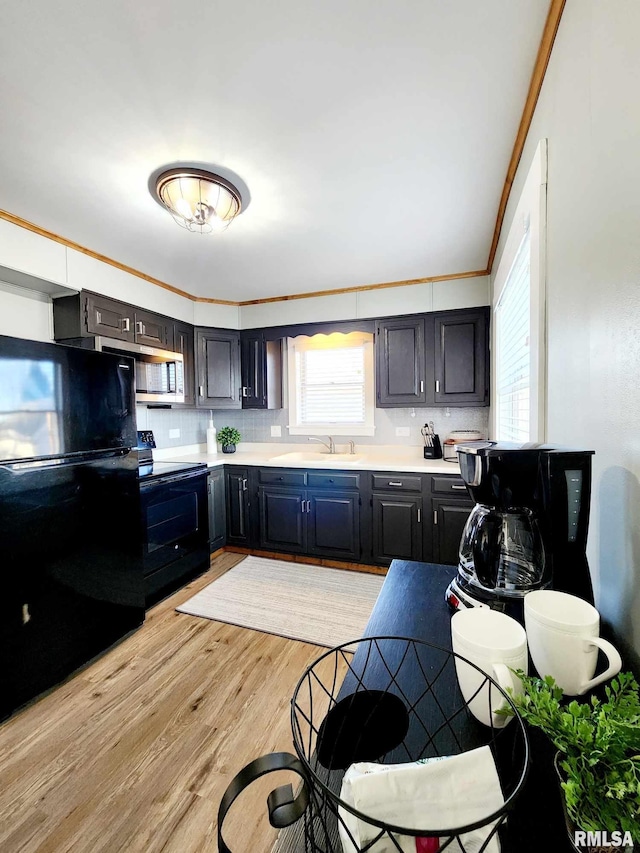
[223,466,471,568]
[307,491,360,560]
[431,499,473,565]
[371,494,423,564]
[208,468,226,551]
[259,487,306,553]
[225,469,251,546]
[257,483,360,560]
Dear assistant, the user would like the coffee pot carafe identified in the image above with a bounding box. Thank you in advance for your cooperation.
[458,505,547,596]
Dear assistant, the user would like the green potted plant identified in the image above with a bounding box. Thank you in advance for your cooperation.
[217,425,241,454]
[502,671,640,851]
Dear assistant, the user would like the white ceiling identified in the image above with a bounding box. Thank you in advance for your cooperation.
[0,1,550,302]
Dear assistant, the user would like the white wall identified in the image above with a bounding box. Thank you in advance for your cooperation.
[239,275,489,329]
[492,1,640,657]
[0,281,53,342]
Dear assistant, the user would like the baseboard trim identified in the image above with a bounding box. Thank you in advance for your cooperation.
[222,546,388,576]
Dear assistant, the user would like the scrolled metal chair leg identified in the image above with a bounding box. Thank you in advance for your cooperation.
[217,751,309,853]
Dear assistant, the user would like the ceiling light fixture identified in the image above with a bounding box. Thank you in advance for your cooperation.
[154,167,242,234]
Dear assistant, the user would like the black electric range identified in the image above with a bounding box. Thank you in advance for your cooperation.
[135,431,210,604]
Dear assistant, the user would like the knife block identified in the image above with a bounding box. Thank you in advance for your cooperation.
[424,435,443,459]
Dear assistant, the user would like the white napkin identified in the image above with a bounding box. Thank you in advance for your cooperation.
[338,746,503,853]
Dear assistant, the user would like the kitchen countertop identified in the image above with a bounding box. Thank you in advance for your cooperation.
[156,442,462,475]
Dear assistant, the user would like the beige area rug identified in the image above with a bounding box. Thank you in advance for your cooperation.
[176,556,384,649]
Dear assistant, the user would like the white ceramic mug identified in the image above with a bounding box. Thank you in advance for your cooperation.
[451,608,528,728]
[524,590,622,696]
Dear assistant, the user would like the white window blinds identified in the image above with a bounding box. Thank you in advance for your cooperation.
[496,231,531,442]
[287,332,375,435]
[296,344,366,424]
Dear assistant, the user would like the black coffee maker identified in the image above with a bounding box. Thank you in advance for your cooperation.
[445,441,595,613]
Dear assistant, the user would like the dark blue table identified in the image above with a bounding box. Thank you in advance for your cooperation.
[355,560,573,853]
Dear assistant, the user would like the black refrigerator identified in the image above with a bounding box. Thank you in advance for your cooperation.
[0,333,145,721]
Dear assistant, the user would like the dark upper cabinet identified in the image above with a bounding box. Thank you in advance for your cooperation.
[196,328,241,409]
[240,331,283,409]
[375,307,490,408]
[225,468,252,546]
[375,316,427,407]
[172,322,196,407]
[432,308,489,406]
[85,292,135,341]
[208,468,226,552]
[133,308,170,348]
[53,291,173,351]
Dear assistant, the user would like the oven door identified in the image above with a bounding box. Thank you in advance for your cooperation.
[139,470,209,599]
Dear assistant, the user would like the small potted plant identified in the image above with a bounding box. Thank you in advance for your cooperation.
[501,671,640,852]
[217,426,241,454]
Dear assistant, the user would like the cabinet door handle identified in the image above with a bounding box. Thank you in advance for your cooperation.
[435,380,440,393]
[388,481,403,487]
[199,385,204,397]
[433,510,438,524]
[301,499,306,514]
[417,509,421,523]
[451,484,466,490]
[307,500,311,513]
[136,321,144,335]
[241,386,249,397]
[96,310,102,325]
[420,380,424,393]
[121,317,130,332]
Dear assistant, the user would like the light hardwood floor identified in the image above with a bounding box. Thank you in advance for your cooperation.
[0,553,343,853]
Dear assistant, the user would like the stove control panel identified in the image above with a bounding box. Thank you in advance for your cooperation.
[136,430,156,449]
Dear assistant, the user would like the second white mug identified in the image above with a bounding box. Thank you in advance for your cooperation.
[524,590,622,696]
[451,608,528,728]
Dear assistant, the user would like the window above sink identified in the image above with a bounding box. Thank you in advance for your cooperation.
[286,331,375,437]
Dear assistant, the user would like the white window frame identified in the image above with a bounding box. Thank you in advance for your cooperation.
[286,332,376,436]
[492,139,548,442]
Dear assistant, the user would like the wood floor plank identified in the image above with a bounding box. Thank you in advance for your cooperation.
[0,555,348,853]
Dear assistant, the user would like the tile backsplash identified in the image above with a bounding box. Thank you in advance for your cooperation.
[137,405,489,450]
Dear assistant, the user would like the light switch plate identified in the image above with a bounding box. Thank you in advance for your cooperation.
[395,427,410,437]
[270,425,282,437]
[169,428,180,439]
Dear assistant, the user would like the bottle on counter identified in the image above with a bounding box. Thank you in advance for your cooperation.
[206,412,217,454]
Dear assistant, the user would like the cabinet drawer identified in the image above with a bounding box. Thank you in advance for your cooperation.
[307,472,360,490]
[259,468,306,486]
[371,474,422,492]
[431,476,470,498]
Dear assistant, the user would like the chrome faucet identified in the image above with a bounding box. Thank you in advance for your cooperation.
[348,440,356,455]
[308,436,335,454]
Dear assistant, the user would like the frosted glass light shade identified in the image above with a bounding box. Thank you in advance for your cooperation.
[155,168,242,233]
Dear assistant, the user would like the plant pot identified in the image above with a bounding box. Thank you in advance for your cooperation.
[222,444,236,454]
[553,754,633,853]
